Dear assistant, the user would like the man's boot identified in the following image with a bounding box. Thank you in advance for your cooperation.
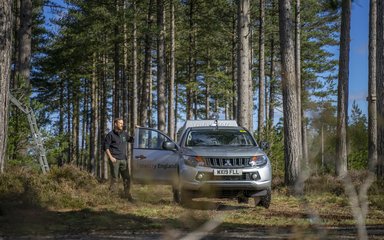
[109,178,118,194]
[123,179,134,202]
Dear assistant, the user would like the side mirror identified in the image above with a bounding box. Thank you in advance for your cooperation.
[259,141,270,150]
[163,141,177,151]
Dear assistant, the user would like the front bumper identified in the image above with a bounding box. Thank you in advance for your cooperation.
[180,161,272,192]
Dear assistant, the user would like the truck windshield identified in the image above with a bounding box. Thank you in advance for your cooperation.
[185,129,255,147]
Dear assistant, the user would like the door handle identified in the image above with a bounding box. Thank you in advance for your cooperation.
[135,155,146,160]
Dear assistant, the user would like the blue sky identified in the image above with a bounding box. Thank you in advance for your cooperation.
[349,0,369,115]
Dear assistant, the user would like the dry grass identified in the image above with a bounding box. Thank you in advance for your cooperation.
[0,166,383,237]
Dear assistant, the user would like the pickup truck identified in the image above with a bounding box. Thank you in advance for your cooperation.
[132,120,272,208]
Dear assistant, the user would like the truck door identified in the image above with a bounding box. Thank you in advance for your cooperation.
[132,127,179,185]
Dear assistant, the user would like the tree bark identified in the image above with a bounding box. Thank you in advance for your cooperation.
[268,36,275,131]
[140,0,153,127]
[72,88,80,165]
[268,0,276,132]
[157,0,166,132]
[295,0,307,168]
[377,0,384,179]
[113,0,121,120]
[237,0,252,130]
[0,0,13,173]
[258,0,265,138]
[368,0,377,173]
[66,82,72,163]
[123,0,129,133]
[17,0,32,89]
[90,53,99,173]
[132,0,138,134]
[232,11,237,121]
[168,0,176,138]
[101,52,109,178]
[336,0,351,177]
[279,0,302,185]
[187,0,195,120]
[58,80,64,166]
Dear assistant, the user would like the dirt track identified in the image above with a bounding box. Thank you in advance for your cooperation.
[2,226,384,240]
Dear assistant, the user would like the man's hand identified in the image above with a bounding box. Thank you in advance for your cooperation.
[106,149,116,163]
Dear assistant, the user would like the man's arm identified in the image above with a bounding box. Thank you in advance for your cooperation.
[104,133,116,162]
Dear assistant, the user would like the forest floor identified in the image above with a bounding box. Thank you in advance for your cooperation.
[0,166,384,239]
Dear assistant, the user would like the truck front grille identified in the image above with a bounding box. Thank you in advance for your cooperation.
[205,157,251,168]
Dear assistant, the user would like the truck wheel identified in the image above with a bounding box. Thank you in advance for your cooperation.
[176,181,191,206]
[237,196,249,204]
[258,188,271,209]
[172,185,180,203]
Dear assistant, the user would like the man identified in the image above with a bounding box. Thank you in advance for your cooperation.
[104,117,134,201]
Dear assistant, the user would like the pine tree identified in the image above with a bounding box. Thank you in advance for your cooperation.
[279,0,302,185]
[0,0,13,173]
[336,0,351,177]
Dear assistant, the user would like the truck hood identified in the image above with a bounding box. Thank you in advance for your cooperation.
[180,146,265,157]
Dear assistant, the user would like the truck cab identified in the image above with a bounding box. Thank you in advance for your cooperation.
[132,120,272,208]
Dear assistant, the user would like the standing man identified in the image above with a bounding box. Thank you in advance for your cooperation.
[104,117,134,201]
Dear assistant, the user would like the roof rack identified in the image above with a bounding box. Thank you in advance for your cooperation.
[184,120,238,128]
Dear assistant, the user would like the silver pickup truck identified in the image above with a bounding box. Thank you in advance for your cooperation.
[132,120,272,208]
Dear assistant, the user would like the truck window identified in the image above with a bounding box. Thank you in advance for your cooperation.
[185,129,255,147]
[138,129,168,150]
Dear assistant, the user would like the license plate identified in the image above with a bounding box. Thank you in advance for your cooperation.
[213,169,243,176]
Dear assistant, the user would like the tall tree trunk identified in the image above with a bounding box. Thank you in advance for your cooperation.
[377,0,384,179]
[279,0,302,185]
[168,0,176,138]
[113,0,121,120]
[295,0,307,168]
[132,0,138,134]
[268,36,275,131]
[232,10,237,121]
[58,80,64,166]
[258,0,265,139]
[123,0,129,133]
[17,0,32,89]
[90,54,99,173]
[0,0,13,173]
[140,0,153,127]
[102,52,109,178]
[11,0,19,88]
[80,83,88,169]
[187,0,195,120]
[66,82,72,163]
[336,0,351,177]
[237,0,251,130]
[205,83,210,119]
[72,89,80,165]
[148,71,153,128]
[268,0,276,132]
[368,0,377,173]
[157,0,166,132]
[175,83,179,140]
[205,55,210,119]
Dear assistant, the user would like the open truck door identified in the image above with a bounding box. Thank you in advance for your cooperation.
[132,128,180,185]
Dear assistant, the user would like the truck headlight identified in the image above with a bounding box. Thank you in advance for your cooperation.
[249,155,268,167]
[183,155,205,167]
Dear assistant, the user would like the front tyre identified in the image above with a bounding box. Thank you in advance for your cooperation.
[258,188,271,209]
[175,180,191,206]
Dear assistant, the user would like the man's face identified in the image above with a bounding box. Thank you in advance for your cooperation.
[114,120,124,131]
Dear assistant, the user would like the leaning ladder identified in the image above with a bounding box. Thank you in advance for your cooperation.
[8,93,50,173]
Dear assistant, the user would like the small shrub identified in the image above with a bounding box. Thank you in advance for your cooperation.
[0,164,114,209]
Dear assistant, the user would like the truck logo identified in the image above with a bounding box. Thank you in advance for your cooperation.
[224,160,232,166]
